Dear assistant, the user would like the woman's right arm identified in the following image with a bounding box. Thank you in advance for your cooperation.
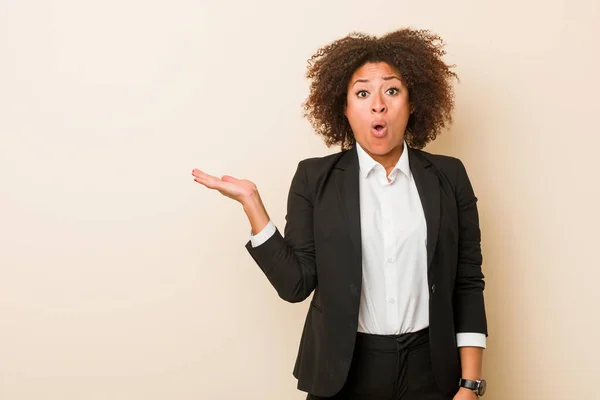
[242,192,271,236]
[192,161,317,303]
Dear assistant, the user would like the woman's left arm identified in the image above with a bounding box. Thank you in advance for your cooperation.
[452,158,487,399]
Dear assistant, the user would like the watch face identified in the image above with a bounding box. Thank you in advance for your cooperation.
[477,379,487,396]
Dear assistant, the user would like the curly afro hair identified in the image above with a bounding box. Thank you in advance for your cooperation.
[303,28,458,150]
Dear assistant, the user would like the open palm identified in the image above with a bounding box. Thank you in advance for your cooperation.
[191,169,257,204]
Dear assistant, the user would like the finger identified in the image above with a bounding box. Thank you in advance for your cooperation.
[195,174,224,190]
[193,170,223,184]
[192,170,215,183]
[192,169,213,179]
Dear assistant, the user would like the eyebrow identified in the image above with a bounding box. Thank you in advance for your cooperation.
[352,75,402,87]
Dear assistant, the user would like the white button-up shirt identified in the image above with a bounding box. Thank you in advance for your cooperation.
[354,141,429,335]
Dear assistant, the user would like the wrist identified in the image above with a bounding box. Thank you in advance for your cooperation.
[459,378,487,397]
[242,191,270,235]
[241,189,262,210]
[457,387,479,398]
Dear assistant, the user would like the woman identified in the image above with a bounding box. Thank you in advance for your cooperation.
[192,28,488,400]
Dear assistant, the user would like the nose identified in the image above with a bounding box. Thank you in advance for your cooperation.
[371,93,387,113]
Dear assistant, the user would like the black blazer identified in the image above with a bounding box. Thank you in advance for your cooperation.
[245,145,488,397]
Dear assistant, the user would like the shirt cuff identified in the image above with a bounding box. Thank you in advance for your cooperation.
[250,220,277,248]
[456,333,487,348]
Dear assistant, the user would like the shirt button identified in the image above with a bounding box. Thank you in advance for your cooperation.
[387,258,393,263]
[389,298,395,304]
[431,284,436,294]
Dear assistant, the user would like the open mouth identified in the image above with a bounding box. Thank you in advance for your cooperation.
[371,122,387,137]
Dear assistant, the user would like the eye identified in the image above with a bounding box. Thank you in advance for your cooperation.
[356,90,368,98]
[386,87,400,95]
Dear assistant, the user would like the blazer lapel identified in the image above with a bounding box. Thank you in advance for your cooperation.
[409,148,440,270]
[334,146,362,261]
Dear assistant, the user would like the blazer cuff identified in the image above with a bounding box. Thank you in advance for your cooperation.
[250,220,277,248]
[456,333,487,348]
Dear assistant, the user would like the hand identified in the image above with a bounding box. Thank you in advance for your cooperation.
[192,169,258,206]
[453,387,479,400]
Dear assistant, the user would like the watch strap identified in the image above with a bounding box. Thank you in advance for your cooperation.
[459,378,479,391]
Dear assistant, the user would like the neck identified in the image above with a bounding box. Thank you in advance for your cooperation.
[369,142,405,175]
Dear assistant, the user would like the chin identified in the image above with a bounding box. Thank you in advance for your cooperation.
[368,140,401,154]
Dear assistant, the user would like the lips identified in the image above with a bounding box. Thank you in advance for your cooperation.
[371,121,387,138]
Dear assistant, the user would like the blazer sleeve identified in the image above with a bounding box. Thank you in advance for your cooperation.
[452,158,488,336]
[244,160,317,303]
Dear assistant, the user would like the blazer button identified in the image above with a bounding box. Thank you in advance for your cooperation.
[349,284,358,295]
[431,284,436,294]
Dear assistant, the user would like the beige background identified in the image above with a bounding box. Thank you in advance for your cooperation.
[1,0,599,399]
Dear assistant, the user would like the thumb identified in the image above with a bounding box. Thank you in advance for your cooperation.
[221,175,239,183]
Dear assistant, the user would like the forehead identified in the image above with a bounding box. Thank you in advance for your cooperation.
[350,62,401,81]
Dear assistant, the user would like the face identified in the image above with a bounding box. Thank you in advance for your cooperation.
[345,62,411,167]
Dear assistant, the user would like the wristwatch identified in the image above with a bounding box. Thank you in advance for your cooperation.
[459,378,487,396]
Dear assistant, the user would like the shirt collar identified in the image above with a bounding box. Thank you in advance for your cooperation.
[355,140,412,180]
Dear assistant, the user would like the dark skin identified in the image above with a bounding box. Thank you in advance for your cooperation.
[194,28,483,399]
[303,29,457,151]
[192,71,482,400]
[343,62,410,178]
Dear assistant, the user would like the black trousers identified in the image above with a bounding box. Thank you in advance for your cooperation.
[307,328,453,400]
